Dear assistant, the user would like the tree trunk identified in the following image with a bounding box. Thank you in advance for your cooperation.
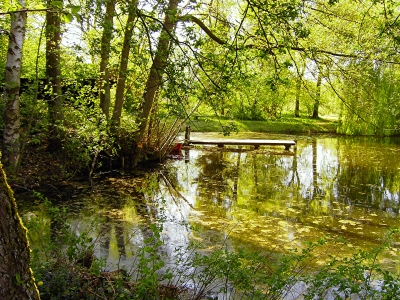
[111,2,137,127]
[0,163,40,299]
[312,69,322,119]
[294,64,305,118]
[294,77,301,118]
[46,0,63,152]
[2,3,27,174]
[135,0,180,142]
[99,0,116,118]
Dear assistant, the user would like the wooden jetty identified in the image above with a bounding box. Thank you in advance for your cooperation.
[187,139,296,150]
[182,127,296,150]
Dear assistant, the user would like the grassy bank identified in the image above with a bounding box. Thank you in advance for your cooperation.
[186,115,338,134]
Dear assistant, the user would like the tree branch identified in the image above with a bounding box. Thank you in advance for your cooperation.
[0,8,50,15]
[178,15,226,45]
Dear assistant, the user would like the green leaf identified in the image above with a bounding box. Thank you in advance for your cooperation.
[63,13,73,23]
[50,1,63,9]
[70,5,80,15]
[34,4,46,9]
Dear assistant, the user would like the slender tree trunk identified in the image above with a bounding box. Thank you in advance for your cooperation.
[0,163,40,299]
[294,65,305,118]
[294,77,301,118]
[99,0,116,118]
[312,70,322,119]
[135,0,180,142]
[111,2,137,127]
[46,0,63,152]
[294,92,300,117]
[2,3,27,174]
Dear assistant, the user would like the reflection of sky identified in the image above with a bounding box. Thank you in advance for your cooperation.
[20,135,400,276]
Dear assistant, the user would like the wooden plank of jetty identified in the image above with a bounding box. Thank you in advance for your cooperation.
[187,139,296,150]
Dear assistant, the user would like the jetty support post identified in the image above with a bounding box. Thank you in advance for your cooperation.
[184,126,191,145]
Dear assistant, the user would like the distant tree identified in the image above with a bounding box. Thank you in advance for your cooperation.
[312,68,322,119]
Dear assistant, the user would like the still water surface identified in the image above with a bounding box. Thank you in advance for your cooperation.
[18,133,400,272]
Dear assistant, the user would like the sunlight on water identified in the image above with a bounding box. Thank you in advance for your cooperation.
[18,134,400,273]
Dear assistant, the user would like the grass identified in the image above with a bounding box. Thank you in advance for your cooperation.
[186,115,338,134]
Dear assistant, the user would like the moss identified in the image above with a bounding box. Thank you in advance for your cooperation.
[0,163,40,299]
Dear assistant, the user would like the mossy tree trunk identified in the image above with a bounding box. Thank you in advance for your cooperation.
[46,0,63,152]
[135,0,180,143]
[111,1,137,127]
[2,3,27,173]
[0,163,40,299]
[99,0,116,118]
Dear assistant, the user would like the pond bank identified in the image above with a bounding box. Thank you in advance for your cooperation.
[187,116,338,134]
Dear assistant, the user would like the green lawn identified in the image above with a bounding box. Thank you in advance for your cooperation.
[186,115,338,134]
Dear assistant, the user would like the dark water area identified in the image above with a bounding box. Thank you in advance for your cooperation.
[16,133,400,273]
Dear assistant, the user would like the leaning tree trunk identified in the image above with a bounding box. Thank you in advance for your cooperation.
[46,0,63,152]
[312,69,322,119]
[2,2,27,174]
[111,2,137,127]
[135,0,180,142]
[0,163,40,299]
[99,0,116,118]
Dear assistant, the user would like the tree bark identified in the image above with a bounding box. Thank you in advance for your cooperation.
[2,3,27,174]
[294,86,300,118]
[312,69,322,119]
[111,2,137,127]
[46,0,63,152]
[99,0,116,118]
[294,63,305,118]
[135,0,180,142]
[0,163,40,299]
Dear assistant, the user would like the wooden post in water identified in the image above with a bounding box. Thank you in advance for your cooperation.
[185,126,191,145]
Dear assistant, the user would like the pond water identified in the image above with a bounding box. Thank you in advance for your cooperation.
[17,133,400,274]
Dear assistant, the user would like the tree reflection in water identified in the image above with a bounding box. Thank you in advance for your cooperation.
[18,134,400,273]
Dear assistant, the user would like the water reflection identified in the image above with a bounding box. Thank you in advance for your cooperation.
[18,134,400,272]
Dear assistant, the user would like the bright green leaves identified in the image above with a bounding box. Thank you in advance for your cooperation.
[63,4,81,23]
[49,0,63,10]
[46,1,81,23]
[328,0,339,5]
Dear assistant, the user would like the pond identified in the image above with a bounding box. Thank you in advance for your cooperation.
[17,133,400,275]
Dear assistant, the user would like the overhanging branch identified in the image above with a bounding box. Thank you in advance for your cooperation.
[178,15,226,45]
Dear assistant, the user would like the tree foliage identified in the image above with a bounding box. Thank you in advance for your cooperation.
[1,0,400,171]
